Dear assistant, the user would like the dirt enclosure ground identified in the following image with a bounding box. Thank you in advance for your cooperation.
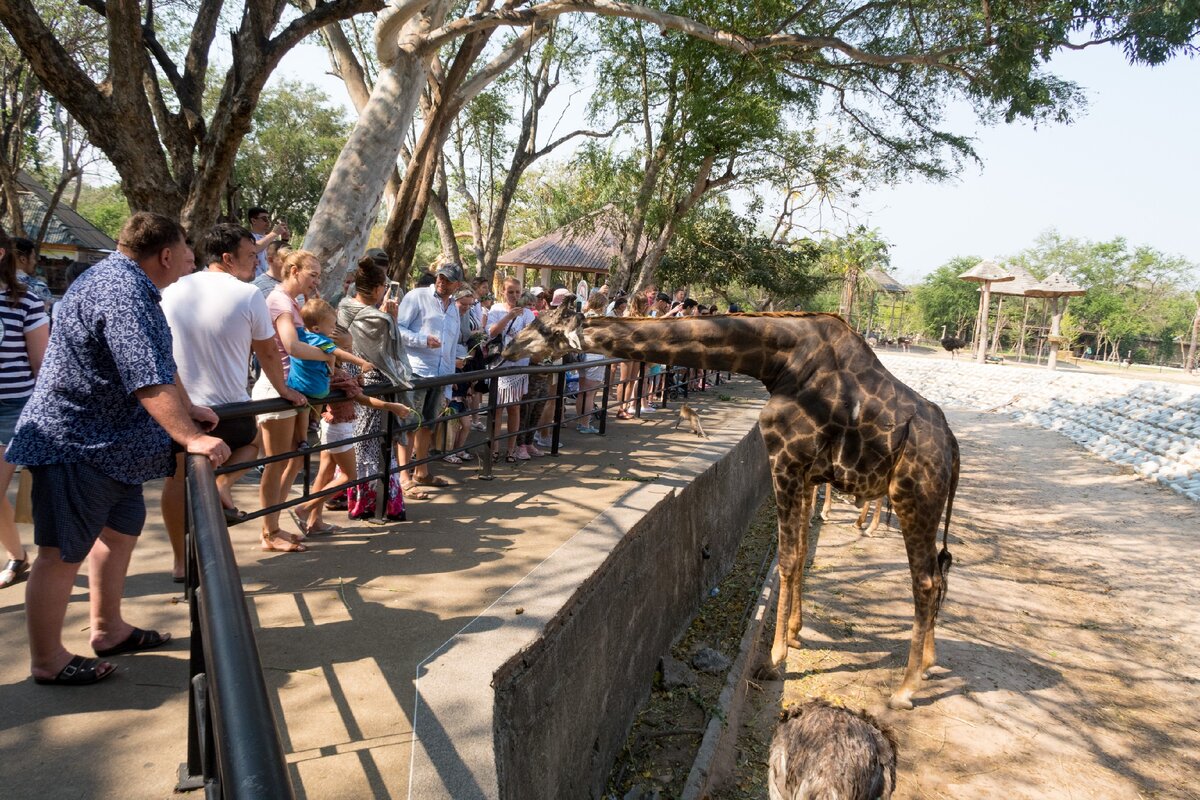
[725,407,1200,800]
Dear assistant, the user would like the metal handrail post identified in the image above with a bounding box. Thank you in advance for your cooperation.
[184,456,295,799]
[178,513,205,792]
[377,406,395,522]
[598,363,612,435]
[634,362,646,418]
[551,370,567,456]
[481,375,499,480]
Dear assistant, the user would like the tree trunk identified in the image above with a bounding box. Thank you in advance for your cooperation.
[990,295,1005,352]
[0,163,23,233]
[308,5,447,298]
[35,166,80,248]
[1186,303,1200,373]
[427,159,461,263]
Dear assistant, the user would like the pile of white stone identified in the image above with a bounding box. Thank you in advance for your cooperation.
[876,354,1200,504]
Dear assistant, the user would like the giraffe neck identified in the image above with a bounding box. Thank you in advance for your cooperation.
[579,314,843,384]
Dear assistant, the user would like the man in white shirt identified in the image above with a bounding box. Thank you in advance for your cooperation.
[395,261,463,486]
[159,224,305,580]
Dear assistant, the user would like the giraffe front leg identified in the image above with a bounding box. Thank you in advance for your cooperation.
[820,483,833,520]
[770,536,798,668]
[770,479,811,668]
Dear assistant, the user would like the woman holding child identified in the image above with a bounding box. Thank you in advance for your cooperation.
[253,249,330,552]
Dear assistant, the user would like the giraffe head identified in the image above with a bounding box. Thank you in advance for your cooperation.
[500,295,584,362]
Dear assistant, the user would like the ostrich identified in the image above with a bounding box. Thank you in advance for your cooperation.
[769,699,898,800]
[940,325,966,358]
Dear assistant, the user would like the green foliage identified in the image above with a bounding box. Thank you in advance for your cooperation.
[658,204,827,309]
[1007,230,1199,362]
[233,80,349,236]
[74,182,128,240]
[911,256,986,338]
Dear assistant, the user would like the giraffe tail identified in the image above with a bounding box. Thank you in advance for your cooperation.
[935,439,960,615]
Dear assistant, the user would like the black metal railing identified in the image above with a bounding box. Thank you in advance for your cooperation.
[176,354,726,793]
[178,455,295,798]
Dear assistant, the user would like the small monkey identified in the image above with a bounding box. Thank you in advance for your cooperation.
[675,403,707,438]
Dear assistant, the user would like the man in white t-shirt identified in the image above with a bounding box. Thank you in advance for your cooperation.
[159,223,305,580]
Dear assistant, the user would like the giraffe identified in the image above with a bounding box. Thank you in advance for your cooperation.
[502,304,959,710]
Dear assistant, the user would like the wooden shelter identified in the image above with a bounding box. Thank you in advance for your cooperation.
[15,170,116,294]
[958,259,1014,363]
[861,268,909,340]
[985,263,1040,358]
[495,207,630,295]
[1026,272,1087,370]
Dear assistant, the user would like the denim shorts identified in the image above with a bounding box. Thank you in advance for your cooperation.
[0,397,28,446]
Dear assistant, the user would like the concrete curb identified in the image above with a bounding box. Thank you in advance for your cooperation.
[681,553,779,799]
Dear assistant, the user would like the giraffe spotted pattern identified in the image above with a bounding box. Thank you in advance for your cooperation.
[504,306,960,710]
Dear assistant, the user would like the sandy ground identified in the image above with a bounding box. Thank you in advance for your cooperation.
[732,407,1200,799]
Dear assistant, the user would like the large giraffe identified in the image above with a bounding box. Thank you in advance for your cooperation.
[503,304,959,710]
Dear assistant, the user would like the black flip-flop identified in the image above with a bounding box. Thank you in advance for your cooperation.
[94,627,172,658]
[223,507,248,525]
[34,655,116,686]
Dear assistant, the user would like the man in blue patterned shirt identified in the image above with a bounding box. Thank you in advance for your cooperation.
[7,212,231,686]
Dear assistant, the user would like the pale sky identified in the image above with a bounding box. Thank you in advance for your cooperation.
[276,36,1200,284]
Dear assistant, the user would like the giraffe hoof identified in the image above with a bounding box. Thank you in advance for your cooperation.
[887,693,914,711]
[787,636,803,649]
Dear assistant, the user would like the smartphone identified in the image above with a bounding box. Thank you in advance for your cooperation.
[386,280,401,301]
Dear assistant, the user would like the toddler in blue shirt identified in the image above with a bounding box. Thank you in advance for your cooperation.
[288,298,375,398]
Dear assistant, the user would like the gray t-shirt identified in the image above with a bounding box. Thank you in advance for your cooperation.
[253,271,281,298]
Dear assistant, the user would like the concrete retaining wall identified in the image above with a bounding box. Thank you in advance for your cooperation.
[492,427,771,800]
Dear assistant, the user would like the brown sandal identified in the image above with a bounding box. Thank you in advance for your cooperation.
[400,482,433,500]
[260,532,307,553]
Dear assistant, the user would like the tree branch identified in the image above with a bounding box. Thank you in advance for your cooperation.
[269,0,387,62]
[532,117,626,161]
[454,23,547,105]
[420,0,975,68]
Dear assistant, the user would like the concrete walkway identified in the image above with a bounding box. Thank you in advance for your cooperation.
[0,377,767,800]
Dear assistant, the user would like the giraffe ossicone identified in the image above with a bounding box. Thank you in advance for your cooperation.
[503,300,960,710]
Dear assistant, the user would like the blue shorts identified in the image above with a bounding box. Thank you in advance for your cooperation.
[31,462,147,563]
[0,396,28,446]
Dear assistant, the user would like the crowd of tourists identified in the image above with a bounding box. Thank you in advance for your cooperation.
[0,209,726,686]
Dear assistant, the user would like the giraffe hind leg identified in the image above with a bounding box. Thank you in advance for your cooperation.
[888,502,946,710]
[865,498,884,536]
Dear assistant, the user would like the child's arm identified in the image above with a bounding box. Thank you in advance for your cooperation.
[353,394,413,418]
[329,345,374,375]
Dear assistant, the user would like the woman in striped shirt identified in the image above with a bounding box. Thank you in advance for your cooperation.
[0,224,50,589]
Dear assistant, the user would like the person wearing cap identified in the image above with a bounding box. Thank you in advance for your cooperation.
[395,260,463,487]
[529,286,549,316]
